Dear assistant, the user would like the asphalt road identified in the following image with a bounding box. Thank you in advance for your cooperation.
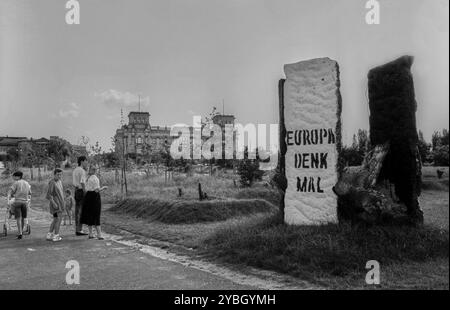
[0,208,258,290]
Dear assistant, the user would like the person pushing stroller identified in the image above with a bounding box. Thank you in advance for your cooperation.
[7,171,32,239]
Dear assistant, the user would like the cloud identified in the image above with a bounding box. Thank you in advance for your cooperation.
[95,89,150,108]
[51,102,80,119]
[59,109,79,118]
[69,102,80,110]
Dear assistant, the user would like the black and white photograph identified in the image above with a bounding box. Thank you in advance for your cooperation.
[0,0,448,296]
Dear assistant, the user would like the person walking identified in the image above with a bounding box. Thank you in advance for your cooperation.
[80,166,108,240]
[46,168,65,242]
[73,156,88,236]
[7,171,31,239]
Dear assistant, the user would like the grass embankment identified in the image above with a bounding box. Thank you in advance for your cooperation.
[110,197,277,224]
[107,171,281,224]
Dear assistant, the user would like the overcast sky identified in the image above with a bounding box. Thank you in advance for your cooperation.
[0,0,448,150]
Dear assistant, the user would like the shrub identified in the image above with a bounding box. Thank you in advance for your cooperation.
[341,146,364,166]
[237,159,263,187]
[432,145,449,167]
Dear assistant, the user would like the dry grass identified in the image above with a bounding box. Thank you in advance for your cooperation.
[421,166,449,191]
[96,169,281,205]
[419,166,449,230]
[1,167,272,206]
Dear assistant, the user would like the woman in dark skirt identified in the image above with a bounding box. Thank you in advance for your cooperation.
[80,166,108,240]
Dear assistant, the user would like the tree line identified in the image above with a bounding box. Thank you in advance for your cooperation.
[1,137,86,180]
[342,128,449,167]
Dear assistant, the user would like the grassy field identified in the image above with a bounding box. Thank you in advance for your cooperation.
[1,165,448,289]
[420,166,449,230]
[203,213,448,289]
[104,165,448,289]
[0,167,281,214]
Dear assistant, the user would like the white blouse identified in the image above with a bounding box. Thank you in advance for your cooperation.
[85,175,100,192]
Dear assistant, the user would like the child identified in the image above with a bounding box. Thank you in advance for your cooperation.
[63,189,74,226]
[46,168,65,242]
[7,171,32,239]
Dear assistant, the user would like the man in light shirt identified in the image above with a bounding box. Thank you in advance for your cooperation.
[7,171,31,239]
[73,156,89,236]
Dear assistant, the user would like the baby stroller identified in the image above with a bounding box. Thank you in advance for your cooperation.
[2,197,31,237]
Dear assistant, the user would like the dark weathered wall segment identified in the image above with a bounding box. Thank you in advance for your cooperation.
[368,55,422,218]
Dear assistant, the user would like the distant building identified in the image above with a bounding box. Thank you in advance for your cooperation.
[0,136,27,156]
[0,135,82,160]
[18,138,50,152]
[72,144,87,156]
[211,114,236,161]
[33,137,51,146]
[212,114,235,127]
[114,112,174,160]
[114,111,237,163]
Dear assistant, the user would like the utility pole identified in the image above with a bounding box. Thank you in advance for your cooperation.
[120,109,124,197]
[120,108,127,197]
[122,134,128,196]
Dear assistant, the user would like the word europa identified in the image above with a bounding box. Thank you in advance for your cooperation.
[365,0,380,25]
[170,116,278,169]
[286,128,336,146]
[65,0,80,25]
[174,294,276,307]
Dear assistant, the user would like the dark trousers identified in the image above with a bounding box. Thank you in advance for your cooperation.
[74,188,84,233]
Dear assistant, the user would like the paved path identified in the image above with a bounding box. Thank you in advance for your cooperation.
[0,207,259,290]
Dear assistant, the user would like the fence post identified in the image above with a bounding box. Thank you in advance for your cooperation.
[198,182,203,201]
